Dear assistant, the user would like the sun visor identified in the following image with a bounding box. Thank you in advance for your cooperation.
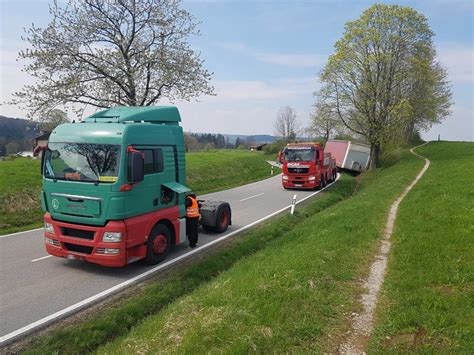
[162,182,191,194]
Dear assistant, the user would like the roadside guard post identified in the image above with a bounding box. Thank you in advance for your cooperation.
[271,166,274,175]
[290,194,297,215]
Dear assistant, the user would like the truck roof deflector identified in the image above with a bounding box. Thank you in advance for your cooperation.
[162,182,191,194]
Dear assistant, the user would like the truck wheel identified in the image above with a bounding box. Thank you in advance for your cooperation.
[318,176,324,189]
[215,206,231,233]
[145,224,171,265]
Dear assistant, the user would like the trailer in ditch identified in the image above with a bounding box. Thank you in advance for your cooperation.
[324,140,371,172]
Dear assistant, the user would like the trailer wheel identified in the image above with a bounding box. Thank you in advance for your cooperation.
[215,206,231,233]
[145,224,171,265]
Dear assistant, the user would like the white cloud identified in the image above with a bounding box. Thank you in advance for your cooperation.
[199,77,317,103]
[216,41,326,68]
[437,44,474,83]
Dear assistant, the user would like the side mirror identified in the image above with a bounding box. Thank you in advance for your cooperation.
[127,150,144,183]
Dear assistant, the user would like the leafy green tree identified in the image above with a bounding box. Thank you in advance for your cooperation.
[11,0,214,118]
[318,4,452,168]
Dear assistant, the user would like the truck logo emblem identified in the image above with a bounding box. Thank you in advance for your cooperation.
[52,199,59,210]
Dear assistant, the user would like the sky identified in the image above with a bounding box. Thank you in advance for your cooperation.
[0,0,473,141]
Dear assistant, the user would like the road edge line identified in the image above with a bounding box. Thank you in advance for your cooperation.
[0,228,43,239]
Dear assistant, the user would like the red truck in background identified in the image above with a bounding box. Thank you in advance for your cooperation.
[280,142,337,189]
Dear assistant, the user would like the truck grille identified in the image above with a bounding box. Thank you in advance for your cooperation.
[62,227,95,240]
[288,167,309,174]
[63,243,93,255]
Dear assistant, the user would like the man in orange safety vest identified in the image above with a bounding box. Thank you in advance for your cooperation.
[185,193,200,248]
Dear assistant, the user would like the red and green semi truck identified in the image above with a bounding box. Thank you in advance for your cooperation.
[280,142,337,189]
[38,106,231,267]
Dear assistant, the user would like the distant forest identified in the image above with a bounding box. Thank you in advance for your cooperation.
[0,116,276,156]
[0,116,41,156]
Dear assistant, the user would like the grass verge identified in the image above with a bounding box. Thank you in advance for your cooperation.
[0,150,277,235]
[186,150,277,195]
[94,149,425,353]
[21,174,354,354]
[0,158,43,235]
[369,142,474,353]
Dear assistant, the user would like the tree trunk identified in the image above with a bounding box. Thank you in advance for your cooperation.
[369,143,380,170]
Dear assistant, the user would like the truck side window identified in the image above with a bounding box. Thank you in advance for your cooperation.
[142,148,164,174]
[143,149,154,174]
[154,148,164,173]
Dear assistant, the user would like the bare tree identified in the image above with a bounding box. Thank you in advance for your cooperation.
[308,94,342,142]
[274,106,299,141]
[11,0,214,119]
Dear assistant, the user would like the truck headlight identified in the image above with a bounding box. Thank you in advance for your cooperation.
[308,175,316,181]
[44,222,54,233]
[103,232,122,242]
[282,175,289,180]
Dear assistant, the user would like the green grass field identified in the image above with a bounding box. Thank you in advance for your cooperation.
[0,150,276,235]
[92,148,426,353]
[0,157,43,234]
[369,142,474,353]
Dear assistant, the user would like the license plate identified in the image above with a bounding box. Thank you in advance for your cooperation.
[294,183,303,187]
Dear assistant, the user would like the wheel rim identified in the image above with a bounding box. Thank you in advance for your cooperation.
[152,234,167,255]
[219,209,229,228]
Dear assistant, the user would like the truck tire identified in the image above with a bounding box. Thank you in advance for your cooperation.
[145,224,172,265]
[214,205,231,233]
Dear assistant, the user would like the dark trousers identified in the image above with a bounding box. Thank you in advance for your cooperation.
[186,217,199,247]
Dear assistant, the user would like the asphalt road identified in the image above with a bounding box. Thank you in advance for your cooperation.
[0,173,337,344]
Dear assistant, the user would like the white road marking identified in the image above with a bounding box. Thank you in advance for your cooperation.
[0,228,43,239]
[239,192,265,202]
[0,174,339,346]
[31,255,53,263]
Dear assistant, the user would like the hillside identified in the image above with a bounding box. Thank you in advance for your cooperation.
[0,116,40,140]
[0,116,41,156]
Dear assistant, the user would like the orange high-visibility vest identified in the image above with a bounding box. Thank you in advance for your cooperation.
[186,196,200,218]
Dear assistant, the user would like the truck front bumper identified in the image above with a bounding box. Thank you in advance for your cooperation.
[43,213,130,267]
[282,176,319,189]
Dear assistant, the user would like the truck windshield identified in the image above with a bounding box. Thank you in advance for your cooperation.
[44,142,121,183]
[284,148,315,162]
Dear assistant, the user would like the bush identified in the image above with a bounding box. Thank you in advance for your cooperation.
[263,140,287,155]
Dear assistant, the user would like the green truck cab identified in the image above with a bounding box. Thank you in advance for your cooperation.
[40,106,231,267]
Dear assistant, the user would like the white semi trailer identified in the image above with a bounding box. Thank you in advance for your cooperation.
[324,140,371,172]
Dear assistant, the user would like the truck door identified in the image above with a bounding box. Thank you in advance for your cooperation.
[158,146,179,207]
